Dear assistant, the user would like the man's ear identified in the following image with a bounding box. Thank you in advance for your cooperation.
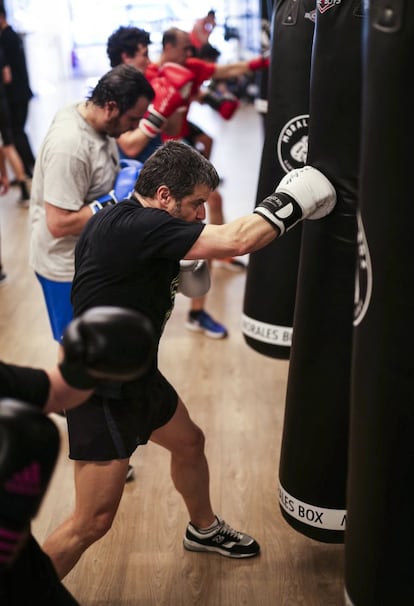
[106,100,119,116]
[120,51,131,64]
[157,185,170,208]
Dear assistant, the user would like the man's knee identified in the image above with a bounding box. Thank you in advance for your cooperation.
[76,509,116,546]
[174,423,206,460]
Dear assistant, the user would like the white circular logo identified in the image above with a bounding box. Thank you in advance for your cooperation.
[277,114,309,173]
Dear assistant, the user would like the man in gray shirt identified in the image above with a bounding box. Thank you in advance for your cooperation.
[29,64,154,343]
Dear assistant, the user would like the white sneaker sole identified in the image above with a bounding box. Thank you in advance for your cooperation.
[183,538,258,558]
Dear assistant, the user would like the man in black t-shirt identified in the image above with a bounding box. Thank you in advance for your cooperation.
[42,140,337,580]
[0,306,154,605]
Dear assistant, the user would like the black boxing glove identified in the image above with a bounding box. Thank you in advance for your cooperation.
[59,306,155,389]
[0,399,59,569]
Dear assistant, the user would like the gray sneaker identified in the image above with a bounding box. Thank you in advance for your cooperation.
[183,516,260,558]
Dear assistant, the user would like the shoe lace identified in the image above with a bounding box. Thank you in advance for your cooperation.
[218,520,242,541]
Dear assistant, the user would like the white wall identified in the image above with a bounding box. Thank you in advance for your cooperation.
[6,0,260,83]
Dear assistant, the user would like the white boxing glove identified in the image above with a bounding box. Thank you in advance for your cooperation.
[177,260,211,298]
[254,165,337,235]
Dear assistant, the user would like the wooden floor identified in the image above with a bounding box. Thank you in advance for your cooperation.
[0,87,345,605]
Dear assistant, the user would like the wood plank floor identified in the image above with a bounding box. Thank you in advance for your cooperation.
[0,88,345,605]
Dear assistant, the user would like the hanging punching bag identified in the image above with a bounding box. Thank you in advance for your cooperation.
[242,0,316,359]
[254,0,272,120]
[345,1,414,604]
[278,1,363,542]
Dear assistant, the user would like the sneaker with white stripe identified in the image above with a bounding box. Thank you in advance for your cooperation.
[183,516,260,558]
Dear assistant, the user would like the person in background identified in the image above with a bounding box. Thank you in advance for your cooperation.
[0,45,30,205]
[0,145,9,284]
[29,65,153,482]
[29,64,153,347]
[0,4,36,179]
[106,25,190,165]
[190,9,217,53]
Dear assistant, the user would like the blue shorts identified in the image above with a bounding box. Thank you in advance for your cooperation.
[35,273,73,343]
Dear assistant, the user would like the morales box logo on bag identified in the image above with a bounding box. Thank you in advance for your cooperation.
[317,0,342,13]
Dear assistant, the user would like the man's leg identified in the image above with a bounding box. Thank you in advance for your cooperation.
[43,458,129,579]
[150,398,215,528]
[150,398,260,558]
[186,194,228,341]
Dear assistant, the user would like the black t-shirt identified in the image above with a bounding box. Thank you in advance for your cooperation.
[0,25,33,102]
[72,199,205,342]
[0,362,49,408]
[0,363,80,605]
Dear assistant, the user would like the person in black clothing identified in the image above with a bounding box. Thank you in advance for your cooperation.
[0,45,30,202]
[0,305,155,605]
[41,140,336,581]
[0,4,35,178]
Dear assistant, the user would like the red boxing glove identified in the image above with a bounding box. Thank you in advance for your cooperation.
[202,90,240,120]
[139,76,185,138]
[158,62,194,100]
[218,98,240,120]
[247,56,270,71]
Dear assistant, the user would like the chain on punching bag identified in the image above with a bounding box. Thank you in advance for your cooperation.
[242,0,316,359]
[278,0,363,542]
[345,1,414,604]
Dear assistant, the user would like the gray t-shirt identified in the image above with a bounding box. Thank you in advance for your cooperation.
[29,103,119,281]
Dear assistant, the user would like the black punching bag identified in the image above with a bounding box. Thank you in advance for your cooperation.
[345,1,414,603]
[242,0,316,359]
[278,1,363,542]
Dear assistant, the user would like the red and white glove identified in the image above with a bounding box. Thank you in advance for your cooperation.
[139,64,194,139]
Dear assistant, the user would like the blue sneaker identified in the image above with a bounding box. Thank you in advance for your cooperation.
[186,310,228,339]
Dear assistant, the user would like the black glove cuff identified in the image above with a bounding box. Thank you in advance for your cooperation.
[254,191,302,233]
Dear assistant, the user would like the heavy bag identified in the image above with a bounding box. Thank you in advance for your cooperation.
[345,1,414,603]
[242,0,316,359]
[278,1,363,542]
[254,0,272,119]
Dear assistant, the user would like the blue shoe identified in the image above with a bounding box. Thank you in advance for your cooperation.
[186,310,228,339]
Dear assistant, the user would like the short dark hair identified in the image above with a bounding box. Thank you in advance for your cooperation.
[162,27,185,49]
[136,141,219,200]
[107,26,151,67]
[87,64,154,115]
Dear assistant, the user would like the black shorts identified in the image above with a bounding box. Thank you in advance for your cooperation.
[66,370,178,461]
